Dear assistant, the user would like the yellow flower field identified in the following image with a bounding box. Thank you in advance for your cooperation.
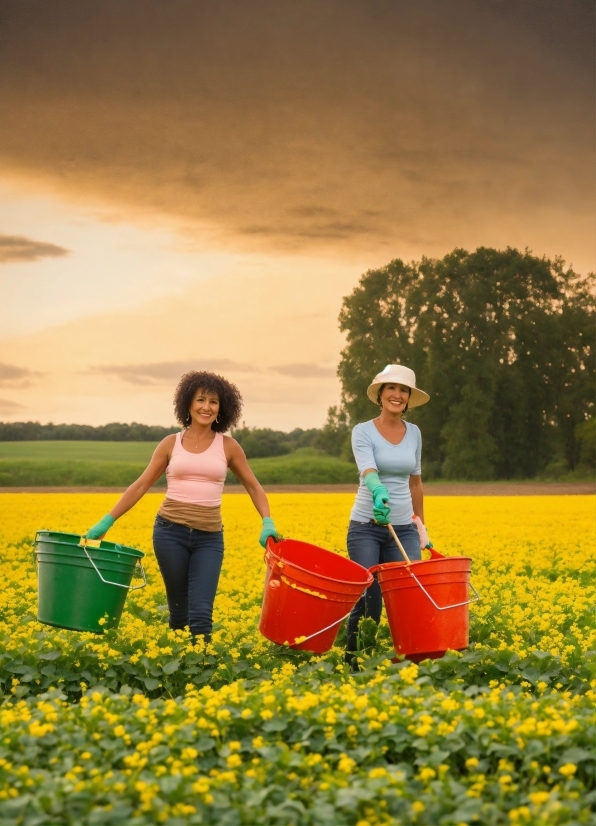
[0,493,594,825]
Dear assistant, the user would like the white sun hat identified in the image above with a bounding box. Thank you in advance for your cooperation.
[366,364,430,408]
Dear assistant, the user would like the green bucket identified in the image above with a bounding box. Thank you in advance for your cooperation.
[34,530,146,634]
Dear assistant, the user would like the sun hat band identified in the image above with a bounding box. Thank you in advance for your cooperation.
[366,364,430,409]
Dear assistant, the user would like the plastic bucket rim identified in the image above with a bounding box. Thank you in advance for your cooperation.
[370,556,472,575]
[266,540,373,589]
[36,546,139,560]
[35,530,144,558]
[370,559,472,581]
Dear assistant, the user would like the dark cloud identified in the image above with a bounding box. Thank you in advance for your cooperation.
[88,360,258,385]
[0,234,70,264]
[272,364,337,379]
[0,397,26,413]
[0,362,43,387]
[0,0,592,263]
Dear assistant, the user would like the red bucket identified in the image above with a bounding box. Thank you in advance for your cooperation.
[259,537,373,654]
[371,548,479,662]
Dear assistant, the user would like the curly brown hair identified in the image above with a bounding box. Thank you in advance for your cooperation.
[173,371,243,432]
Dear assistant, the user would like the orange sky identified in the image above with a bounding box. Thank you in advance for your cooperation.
[0,0,593,429]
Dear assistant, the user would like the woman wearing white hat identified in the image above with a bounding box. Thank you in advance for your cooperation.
[346,364,430,661]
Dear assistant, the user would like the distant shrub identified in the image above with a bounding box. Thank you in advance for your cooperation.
[0,422,178,442]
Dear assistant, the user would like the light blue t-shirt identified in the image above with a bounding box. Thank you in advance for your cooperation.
[350,419,422,525]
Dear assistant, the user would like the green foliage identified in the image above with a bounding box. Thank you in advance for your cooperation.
[0,441,158,462]
[0,451,358,486]
[0,441,360,486]
[227,449,357,485]
[231,426,319,458]
[338,247,595,479]
[1,675,595,825]
[441,384,498,480]
[0,422,178,442]
[0,460,161,488]
[313,406,353,461]
[0,662,594,824]
[575,418,595,469]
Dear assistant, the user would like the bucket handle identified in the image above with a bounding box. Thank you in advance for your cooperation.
[80,539,147,591]
[33,533,147,591]
[402,568,480,611]
[384,523,480,611]
[289,588,368,646]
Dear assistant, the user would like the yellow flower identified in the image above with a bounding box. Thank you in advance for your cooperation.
[226,754,242,768]
[337,754,356,773]
[529,791,550,805]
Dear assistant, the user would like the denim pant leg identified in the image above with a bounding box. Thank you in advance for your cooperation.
[346,521,422,651]
[346,522,385,651]
[153,517,192,631]
[187,530,224,639]
[382,522,421,563]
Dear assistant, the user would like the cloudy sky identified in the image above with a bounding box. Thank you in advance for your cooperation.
[0,0,593,429]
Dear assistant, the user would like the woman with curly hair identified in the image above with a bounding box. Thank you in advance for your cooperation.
[86,371,279,642]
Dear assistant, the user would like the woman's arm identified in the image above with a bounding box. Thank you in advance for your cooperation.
[352,423,377,479]
[108,436,174,520]
[225,438,270,517]
[409,474,424,523]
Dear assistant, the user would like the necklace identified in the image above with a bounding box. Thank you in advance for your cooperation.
[184,429,213,451]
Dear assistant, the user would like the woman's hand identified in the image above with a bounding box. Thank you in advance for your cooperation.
[372,490,391,525]
[259,517,279,548]
[364,470,391,525]
[412,514,431,549]
[87,514,115,540]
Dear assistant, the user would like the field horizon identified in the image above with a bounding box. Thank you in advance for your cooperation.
[0,441,593,488]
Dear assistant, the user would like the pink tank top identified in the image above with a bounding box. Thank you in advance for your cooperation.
[165,431,228,506]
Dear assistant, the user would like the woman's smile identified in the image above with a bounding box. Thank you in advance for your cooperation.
[381,383,410,410]
[190,389,220,423]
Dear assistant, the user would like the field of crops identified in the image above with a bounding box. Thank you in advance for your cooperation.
[0,443,357,486]
[0,493,594,825]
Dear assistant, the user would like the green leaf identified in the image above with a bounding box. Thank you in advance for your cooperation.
[159,775,182,794]
[560,747,595,764]
[262,719,288,733]
[162,659,180,675]
[195,737,216,751]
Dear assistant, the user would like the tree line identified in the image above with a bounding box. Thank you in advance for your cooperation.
[3,246,593,479]
[0,422,179,442]
[0,420,348,461]
[335,246,594,479]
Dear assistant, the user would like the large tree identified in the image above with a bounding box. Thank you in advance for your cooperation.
[338,247,594,479]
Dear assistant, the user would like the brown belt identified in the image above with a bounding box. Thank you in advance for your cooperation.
[157,497,222,532]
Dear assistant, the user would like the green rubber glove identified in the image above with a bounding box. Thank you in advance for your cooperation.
[259,517,278,548]
[364,472,391,525]
[87,514,115,540]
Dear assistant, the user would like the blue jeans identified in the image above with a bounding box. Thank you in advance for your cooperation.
[346,520,420,652]
[153,515,224,640]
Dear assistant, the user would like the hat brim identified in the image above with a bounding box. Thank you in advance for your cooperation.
[366,382,430,408]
